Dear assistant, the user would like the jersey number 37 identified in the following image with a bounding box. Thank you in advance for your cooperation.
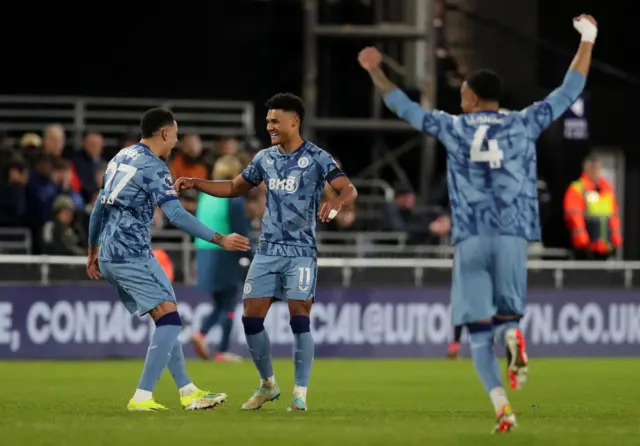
[470,125,503,169]
[101,162,138,205]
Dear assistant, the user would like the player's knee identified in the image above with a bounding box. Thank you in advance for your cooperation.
[288,298,312,317]
[155,311,182,327]
[290,315,311,334]
[242,316,265,335]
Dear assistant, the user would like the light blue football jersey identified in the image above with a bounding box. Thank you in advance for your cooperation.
[98,143,179,262]
[241,141,343,257]
[384,70,586,244]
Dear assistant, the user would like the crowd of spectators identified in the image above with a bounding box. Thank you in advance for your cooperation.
[0,124,452,256]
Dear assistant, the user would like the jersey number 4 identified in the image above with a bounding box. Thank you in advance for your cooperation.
[470,125,503,169]
[102,162,138,204]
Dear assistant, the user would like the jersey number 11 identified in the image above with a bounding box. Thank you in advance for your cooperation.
[470,125,503,169]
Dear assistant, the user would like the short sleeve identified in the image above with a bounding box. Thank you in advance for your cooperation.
[143,162,180,206]
[316,150,344,183]
[241,151,264,186]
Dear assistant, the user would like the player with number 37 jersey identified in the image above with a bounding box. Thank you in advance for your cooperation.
[98,145,177,262]
[359,14,597,433]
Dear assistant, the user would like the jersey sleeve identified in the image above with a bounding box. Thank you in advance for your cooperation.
[519,70,586,138]
[142,162,180,206]
[241,151,264,186]
[383,88,453,140]
[316,150,345,183]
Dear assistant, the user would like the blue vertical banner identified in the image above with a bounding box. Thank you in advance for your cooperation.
[563,93,589,140]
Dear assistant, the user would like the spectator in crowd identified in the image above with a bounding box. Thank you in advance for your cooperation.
[380,183,450,245]
[26,154,58,251]
[18,133,43,168]
[42,124,65,158]
[564,154,622,260]
[191,155,251,363]
[26,155,85,252]
[0,155,28,227]
[73,131,104,202]
[41,124,82,194]
[170,134,209,214]
[216,136,241,157]
[170,133,209,180]
[51,158,84,210]
[42,195,87,256]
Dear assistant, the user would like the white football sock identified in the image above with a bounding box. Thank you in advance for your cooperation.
[489,387,509,415]
[294,385,307,400]
[133,389,153,403]
[179,383,198,397]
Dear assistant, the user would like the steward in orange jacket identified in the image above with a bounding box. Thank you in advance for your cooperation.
[563,156,622,258]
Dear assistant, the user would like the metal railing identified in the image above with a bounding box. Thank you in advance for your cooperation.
[0,228,32,254]
[0,254,636,288]
[0,95,255,150]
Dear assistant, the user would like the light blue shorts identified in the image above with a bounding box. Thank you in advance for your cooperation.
[99,257,176,315]
[242,254,317,301]
[450,236,527,326]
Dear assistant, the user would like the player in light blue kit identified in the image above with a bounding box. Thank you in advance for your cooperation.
[86,108,250,412]
[360,14,598,432]
[175,93,358,412]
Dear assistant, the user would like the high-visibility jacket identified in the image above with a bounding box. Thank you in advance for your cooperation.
[563,174,622,254]
[153,248,174,283]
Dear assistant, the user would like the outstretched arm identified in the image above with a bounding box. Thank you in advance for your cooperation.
[358,46,451,138]
[161,200,250,251]
[176,152,265,198]
[188,175,254,198]
[522,14,597,136]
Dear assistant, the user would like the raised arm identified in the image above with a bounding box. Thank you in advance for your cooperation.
[358,46,452,138]
[521,14,597,137]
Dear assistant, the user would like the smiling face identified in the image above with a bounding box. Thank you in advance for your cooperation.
[266,109,299,146]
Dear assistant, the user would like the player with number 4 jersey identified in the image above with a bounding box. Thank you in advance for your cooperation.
[359,14,597,433]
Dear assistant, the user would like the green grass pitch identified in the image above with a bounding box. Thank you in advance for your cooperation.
[0,358,638,445]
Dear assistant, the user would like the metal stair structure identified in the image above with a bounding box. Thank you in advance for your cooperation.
[301,0,438,199]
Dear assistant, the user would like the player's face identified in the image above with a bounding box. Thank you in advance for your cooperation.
[266,109,298,145]
[460,81,479,114]
[160,121,179,157]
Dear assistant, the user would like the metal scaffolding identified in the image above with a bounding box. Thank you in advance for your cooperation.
[302,0,437,199]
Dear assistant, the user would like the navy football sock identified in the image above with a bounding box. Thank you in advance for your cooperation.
[242,317,274,381]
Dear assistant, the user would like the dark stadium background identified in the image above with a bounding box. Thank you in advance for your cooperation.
[0,0,638,254]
